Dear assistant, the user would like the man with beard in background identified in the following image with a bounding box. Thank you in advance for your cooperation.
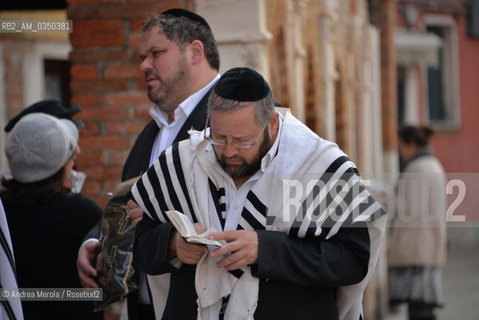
[76,8,220,319]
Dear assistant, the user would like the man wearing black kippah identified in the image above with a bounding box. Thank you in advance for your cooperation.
[76,8,220,320]
[132,67,387,319]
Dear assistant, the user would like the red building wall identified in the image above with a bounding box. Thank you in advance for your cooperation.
[396,1,479,173]
[432,16,479,173]
[394,1,479,223]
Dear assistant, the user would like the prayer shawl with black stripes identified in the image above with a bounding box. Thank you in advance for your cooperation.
[132,109,387,320]
[0,199,23,320]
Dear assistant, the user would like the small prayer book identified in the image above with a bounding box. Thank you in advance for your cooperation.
[165,210,224,247]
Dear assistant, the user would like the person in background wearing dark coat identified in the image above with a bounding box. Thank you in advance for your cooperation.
[76,8,220,319]
[1,113,102,320]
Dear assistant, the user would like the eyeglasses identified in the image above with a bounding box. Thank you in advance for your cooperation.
[204,122,268,149]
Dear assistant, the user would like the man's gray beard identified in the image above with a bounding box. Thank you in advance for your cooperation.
[217,128,272,178]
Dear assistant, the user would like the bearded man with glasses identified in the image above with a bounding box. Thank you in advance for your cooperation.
[131,67,387,320]
[205,114,270,182]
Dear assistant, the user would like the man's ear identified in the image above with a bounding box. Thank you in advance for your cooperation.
[189,39,204,65]
[269,112,280,135]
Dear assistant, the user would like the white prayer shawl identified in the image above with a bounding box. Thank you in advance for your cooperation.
[0,199,24,320]
[132,109,386,320]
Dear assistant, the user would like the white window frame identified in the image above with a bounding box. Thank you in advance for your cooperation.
[0,41,70,170]
[23,41,71,107]
[422,14,461,130]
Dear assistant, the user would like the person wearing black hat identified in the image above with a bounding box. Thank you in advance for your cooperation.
[76,8,220,320]
[131,67,387,319]
[4,99,84,132]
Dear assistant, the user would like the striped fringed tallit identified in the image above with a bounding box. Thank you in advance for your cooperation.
[131,109,387,320]
[0,200,23,320]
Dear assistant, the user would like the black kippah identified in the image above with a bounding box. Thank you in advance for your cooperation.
[161,8,211,30]
[214,67,271,101]
[4,99,84,132]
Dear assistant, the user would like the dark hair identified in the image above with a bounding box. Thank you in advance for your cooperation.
[398,125,434,147]
[0,168,69,209]
[142,13,220,71]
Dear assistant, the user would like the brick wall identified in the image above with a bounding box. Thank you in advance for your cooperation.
[67,0,194,206]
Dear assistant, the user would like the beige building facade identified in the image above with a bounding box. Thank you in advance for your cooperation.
[200,0,388,179]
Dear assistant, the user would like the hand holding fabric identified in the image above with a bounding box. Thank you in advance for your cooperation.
[209,230,258,270]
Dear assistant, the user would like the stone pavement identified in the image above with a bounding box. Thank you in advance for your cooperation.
[437,244,479,320]
[387,244,479,320]
[119,243,479,320]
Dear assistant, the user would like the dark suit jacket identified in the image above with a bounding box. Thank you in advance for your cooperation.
[123,93,209,181]
[135,213,371,320]
[132,122,371,319]
[85,91,211,320]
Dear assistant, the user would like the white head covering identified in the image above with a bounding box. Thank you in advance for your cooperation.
[5,113,78,183]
